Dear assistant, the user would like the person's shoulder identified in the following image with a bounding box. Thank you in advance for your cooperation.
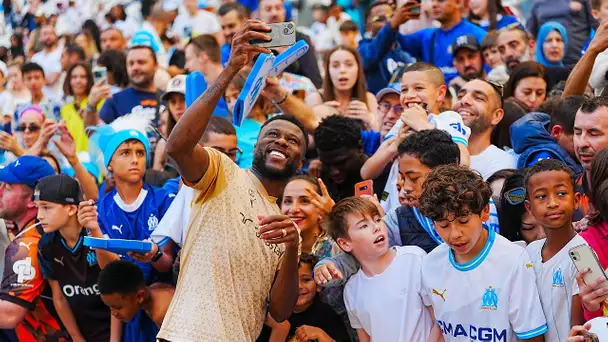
[525,238,546,254]
[38,231,60,251]
[395,245,427,258]
[422,243,450,266]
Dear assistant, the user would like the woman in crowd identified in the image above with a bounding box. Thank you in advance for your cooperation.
[468,0,520,31]
[280,175,338,259]
[535,21,567,67]
[96,49,129,94]
[9,33,25,62]
[312,45,379,131]
[153,75,186,171]
[498,170,545,244]
[61,62,95,153]
[82,19,102,53]
[75,32,100,65]
[503,61,548,111]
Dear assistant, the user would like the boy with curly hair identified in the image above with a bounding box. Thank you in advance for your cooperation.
[419,165,548,341]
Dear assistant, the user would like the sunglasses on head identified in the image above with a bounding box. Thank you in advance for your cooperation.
[482,79,504,101]
[16,124,42,132]
[504,187,525,205]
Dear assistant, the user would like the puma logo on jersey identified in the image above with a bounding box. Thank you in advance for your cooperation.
[526,263,533,269]
[19,242,32,251]
[111,225,123,235]
[433,288,447,301]
[54,257,64,266]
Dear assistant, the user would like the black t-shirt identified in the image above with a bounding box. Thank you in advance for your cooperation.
[257,297,350,341]
[38,229,111,342]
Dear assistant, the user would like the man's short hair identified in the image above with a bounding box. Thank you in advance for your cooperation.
[298,253,319,269]
[592,0,604,10]
[314,115,362,152]
[260,115,309,151]
[102,27,124,37]
[64,43,86,62]
[550,96,585,135]
[498,25,529,44]
[398,129,460,167]
[97,260,145,295]
[187,35,221,64]
[365,0,391,22]
[339,20,359,32]
[419,165,492,221]
[218,2,249,18]
[128,45,158,65]
[328,196,380,241]
[403,62,445,87]
[524,159,575,196]
[579,96,608,115]
[21,62,45,77]
[202,117,237,142]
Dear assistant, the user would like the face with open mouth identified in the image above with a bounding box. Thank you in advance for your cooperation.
[338,211,389,259]
[435,210,488,260]
[524,169,579,230]
[452,79,497,134]
[328,49,359,93]
[400,71,443,113]
[281,178,322,233]
[542,30,565,64]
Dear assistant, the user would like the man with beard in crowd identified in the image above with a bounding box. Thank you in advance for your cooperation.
[93,45,162,126]
[100,28,127,52]
[157,21,303,341]
[493,26,569,89]
[449,35,485,93]
[31,24,63,101]
[452,79,517,179]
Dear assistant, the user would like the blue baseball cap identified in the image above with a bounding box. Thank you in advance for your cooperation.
[0,156,56,189]
[376,83,401,101]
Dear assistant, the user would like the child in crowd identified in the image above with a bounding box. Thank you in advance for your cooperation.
[327,196,439,341]
[524,160,586,340]
[97,260,174,328]
[339,20,360,48]
[36,174,111,342]
[257,254,350,341]
[419,165,547,341]
[78,126,175,342]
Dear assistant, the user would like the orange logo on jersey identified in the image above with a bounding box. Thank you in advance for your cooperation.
[140,99,158,106]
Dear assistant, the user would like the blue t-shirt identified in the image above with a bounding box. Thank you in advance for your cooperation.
[162,177,180,194]
[99,87,161,124]
[361,130,381,155]
[97,183,175,282]
[397,19,487,84]
[221,44,231,67]
[476,15,521,31]
[235,118,263,169]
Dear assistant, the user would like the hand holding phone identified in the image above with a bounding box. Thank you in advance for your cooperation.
[355,180,374,197]
[250,22,296,48]
[570,244,608,286]
[93,66,107,85]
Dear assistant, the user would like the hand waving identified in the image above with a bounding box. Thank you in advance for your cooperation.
[305,178,335,217]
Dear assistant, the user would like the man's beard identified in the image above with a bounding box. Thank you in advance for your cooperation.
[468,113,493,135]
[462,69,484,81]
[130,74,154,89]
[252,148,299,181]
[43,40,56,49]
[506,47,531,73]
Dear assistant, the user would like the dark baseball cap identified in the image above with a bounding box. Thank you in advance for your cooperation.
[33,174,81,205]
[0,156,55,189]
[451,35,481,55]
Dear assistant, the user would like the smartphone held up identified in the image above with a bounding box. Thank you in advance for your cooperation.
[250,21,297,48]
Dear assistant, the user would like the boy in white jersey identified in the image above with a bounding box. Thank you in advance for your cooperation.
[327,196,440,341]
[419,165,547,342]
[524,160,586,340]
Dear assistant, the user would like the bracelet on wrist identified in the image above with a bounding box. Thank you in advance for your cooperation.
[273,91,289,105]
[86,104,97,112]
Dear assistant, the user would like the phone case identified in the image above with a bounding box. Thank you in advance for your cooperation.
[251,22,296,48]
[355,180,374,197]
[84,236,153,255]
[569,244,608,286]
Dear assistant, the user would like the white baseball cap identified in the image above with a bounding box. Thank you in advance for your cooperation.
[161,75,186,101]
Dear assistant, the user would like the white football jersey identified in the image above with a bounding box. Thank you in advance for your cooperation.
[526,235,586,341]
[344,246,432,342]
[422,229,548,341]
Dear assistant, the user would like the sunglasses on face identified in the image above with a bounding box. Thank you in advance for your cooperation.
[16,124,41,132]
[378,102,404,115]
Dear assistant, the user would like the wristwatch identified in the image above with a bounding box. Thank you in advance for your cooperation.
[151,245,163,262]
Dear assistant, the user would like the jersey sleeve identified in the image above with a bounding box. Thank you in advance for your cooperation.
[508,250,548,339]
[183,147,234,204]
[0,238,46,309]
[343,282,363,329]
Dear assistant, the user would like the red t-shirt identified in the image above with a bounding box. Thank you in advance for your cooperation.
[580,221,608,321]
[0,219,66,341]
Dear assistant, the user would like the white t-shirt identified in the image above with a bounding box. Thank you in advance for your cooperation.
[526,235,587,341]
[422,229,548,341]
[344,246,432,341]
[470,145,517,180]
[31,46,64,101]
[151,184,194,248]
[171,10,221,41]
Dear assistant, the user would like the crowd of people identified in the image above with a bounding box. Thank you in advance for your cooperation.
[0,0,608,341]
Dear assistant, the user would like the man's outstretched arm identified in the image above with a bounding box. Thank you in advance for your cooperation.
[167,21,271,184]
